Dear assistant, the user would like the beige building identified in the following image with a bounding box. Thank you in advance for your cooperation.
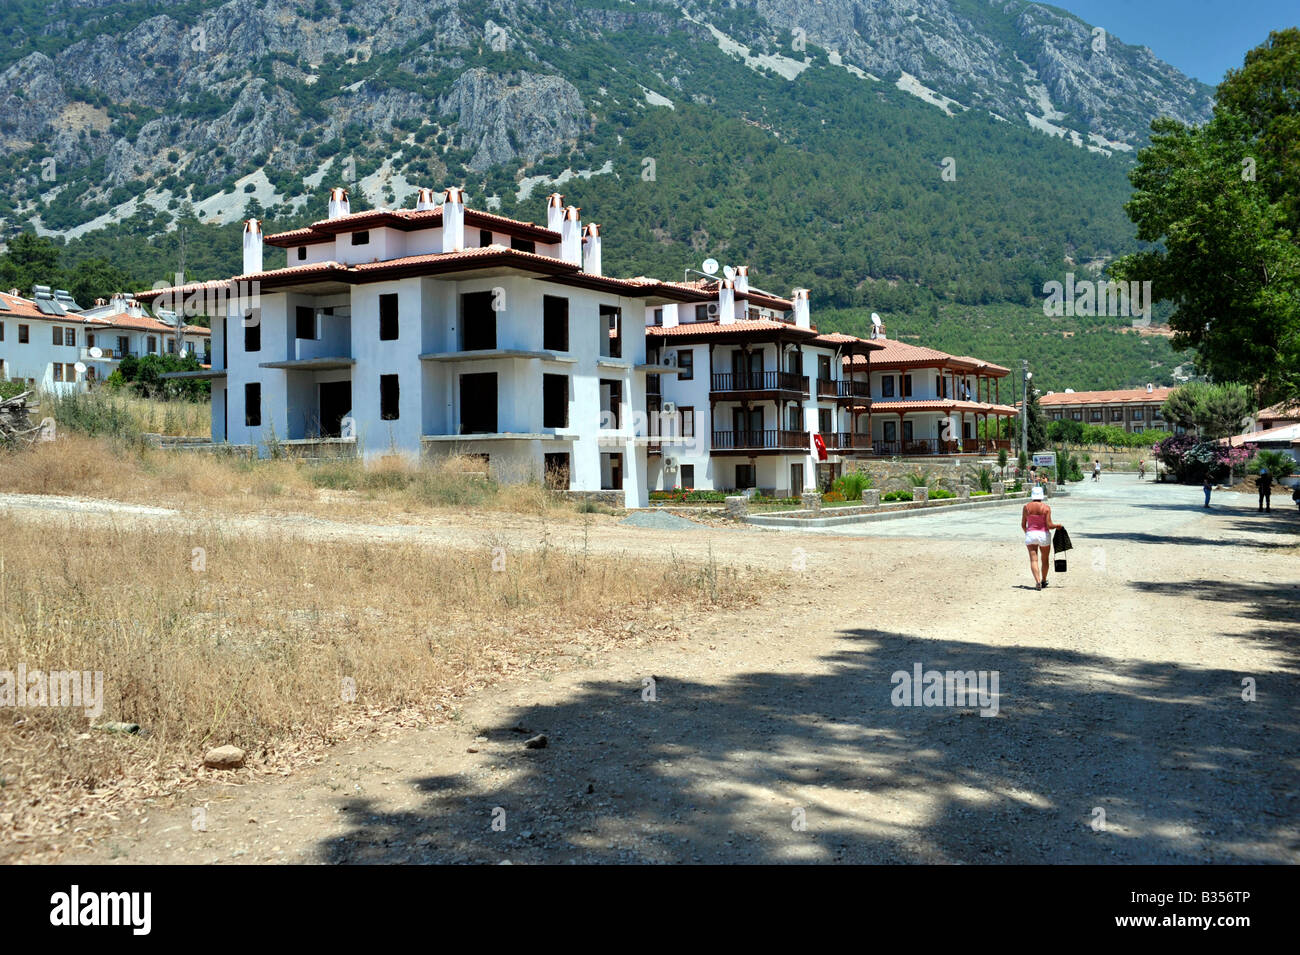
[1039,384,1179,433]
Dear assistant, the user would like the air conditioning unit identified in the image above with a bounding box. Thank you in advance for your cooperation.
[662,352,677,366]
[662,401,677,415]
[663,457,678,470]
[706,302,719,318]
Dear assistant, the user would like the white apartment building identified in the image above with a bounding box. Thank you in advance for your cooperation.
[0,287,209,393]
[644,275,881,496]
[144,188,743,507]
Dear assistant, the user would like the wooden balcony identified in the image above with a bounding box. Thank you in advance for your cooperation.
[822,432,872,452]
[711,429,807,454]
[710,371,808,397]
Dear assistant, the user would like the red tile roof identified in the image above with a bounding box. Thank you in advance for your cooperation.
[846,338,979,370]
[264,205,561,247]
[646,319,817,339]
[869,399,1019,415]
[1038,386,1176,406]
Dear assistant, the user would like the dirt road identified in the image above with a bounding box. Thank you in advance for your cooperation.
[5,480,1298,864]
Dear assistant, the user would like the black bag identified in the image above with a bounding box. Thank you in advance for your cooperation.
[1054,557,1067,573]
[1052,526,1073,553]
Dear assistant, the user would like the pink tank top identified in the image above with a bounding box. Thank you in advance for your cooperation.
[1026,509,1048,532]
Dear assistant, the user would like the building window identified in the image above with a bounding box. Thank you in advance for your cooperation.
[1132,409,1144,421]
[65,363,76,380]
[0,322,4,341]
[296,306,316,340]
[148,335,158,354]
[510,236,535,253]
[902,374,913,397]
[600,305,621,358]
[819,408,832,433]
[244,311,260,352]
[679,464,695,489]
[245,383,261,426]
[117,336,129,357]
[479,229,493,247]
[53,363,64,382]
[679,406,695,438]
[379,294,399,341]
[544,452,570,489]
[677,349,693,380]
[461,292,497,350]
[542,373,568,428]
[694,304,711,322]
[53,326,63,345]
[352,230,370,246]
[652,308,663,326]
[459,373,498,433]
[1090,410,1103,422]
[1052,412,1062,420]
[297,246,307,261]
[735,464,756,490]
[1072,411,1083,421]
[380,374,400,420]
[18,324,29,344]
[1111,409,1123,421]
[543,296,568,351]
[881,375,895,398]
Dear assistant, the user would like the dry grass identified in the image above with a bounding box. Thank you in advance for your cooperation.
[0,434,582,522]
[0,514,760,860]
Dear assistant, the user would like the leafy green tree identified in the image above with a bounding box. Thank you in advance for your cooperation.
[0,232,62,292]
[1160,381,1253,438]
[1112,29,1300,405]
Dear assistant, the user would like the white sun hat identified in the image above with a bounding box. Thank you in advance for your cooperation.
[1031,486,1045,500]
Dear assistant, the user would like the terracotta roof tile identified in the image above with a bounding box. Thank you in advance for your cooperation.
[1038,387,1176,406]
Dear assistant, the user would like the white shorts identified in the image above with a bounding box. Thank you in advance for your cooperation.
[1025,531,1050,547]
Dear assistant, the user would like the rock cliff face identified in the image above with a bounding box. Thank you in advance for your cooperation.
[0,0,1213,234]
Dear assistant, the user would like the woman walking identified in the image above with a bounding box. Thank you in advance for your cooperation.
[1021,486,1061,590]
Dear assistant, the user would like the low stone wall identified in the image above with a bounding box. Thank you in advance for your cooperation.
[845,459,999,494]
[562,490,625,508]
[745,490,1030,527]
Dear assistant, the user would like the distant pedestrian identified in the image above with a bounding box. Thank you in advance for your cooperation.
[1021,486,1061,591]
[1258,468,1273,513]
[1292,484,1300,512]
[1137,459,1146,480]
[1203,475,1212,508]
[1092,459,1102,482]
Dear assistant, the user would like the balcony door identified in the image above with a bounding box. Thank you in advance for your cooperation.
[731,350,761,389]
[318,381,352,438]
[732,407,762,446]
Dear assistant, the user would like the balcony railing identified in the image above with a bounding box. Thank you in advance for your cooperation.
[822,432,872,451]
[710,371,807,394]
[712,429,807,452]
[836,380,872,399]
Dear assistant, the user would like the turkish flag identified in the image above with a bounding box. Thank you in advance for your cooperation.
[812,433,828,461]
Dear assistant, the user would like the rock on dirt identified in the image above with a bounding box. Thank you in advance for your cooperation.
[619,510,703,531]
[523,734,548,750]
[203,745,246,769]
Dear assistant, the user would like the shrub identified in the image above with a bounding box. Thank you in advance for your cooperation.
[1246,449,1297,479]
[1153,433,1254,484]
[970,464,994,492]
[929,488,956,499]
[821,490,845,503]
[833,471,872,499]
[905,469,932,488]
[881,490,912,503]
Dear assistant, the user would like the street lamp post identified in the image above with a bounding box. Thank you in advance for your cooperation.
[1020,360,1031,462]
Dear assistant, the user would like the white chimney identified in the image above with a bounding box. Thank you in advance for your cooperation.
[719,280,737,325]
[1146,382,1154,393]
[734,265,749,295]
[561,205,582,265]
[546,193,565,233]
[242,218,263,275]
[415,187,437,211]
[442,186,465,253]
[661,304,680,329]
[328,187,350,218]
[582,223,601,275]
[792,288,811,329]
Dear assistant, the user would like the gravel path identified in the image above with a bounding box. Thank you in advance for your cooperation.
[4,481,1296,864]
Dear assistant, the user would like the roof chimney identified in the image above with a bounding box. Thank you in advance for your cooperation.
[546,193,565,233]
[328,187,350,218]
[792,288,811,329]
[441,186,465,253]
[242,218,263,275]
[415,187,437,211]
[734,265,749,296]
[1146,382,1154,393]
[560,205,582,265]
[582,223,602,276]
[718,280,737,325]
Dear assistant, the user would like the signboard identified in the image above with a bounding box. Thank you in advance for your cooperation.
[1032,453,1057,468]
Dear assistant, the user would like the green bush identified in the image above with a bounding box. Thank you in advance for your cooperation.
[882,490,912,502]
[833,471,873,499]
[1247,449,1297,479]
[929,488,956,499]
[970,464,994,492]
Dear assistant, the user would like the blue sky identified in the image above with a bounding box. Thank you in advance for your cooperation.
[1059,0,1298,85]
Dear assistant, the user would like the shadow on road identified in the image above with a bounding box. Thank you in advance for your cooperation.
[314,627,1297,865]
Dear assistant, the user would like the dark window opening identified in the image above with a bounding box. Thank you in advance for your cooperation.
[680,464,695,489]
[543,295,568,351]
[543,373,568,429]
[461,292,496,350]
[297,246,307,261]
[18,325,29,343]
[902,374,913,397]
[380,374,400,420]
[600,305,622,358]
[244,310,261,352]
[479,229,493,247]
[510,236,535,253]
[245,382,261,427]
[296,305,316,340]
[352,230,370,246]
[882,376,894,397]
[379,293,399,341]
[459,372,497,434]
[735,465,757,490]
[678,349,693,380]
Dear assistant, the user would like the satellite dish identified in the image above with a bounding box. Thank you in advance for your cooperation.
[74,362,87,374]
[871,312,882,327]
[701,258,719,276]
[89,346,103,359]
[723,265,736,281]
